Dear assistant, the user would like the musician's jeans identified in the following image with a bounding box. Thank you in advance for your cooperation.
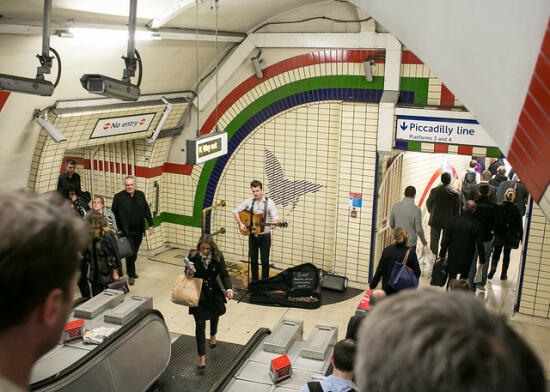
[249,233,271,280]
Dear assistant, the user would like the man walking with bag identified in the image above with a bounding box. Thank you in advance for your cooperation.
[390,186,428,256]
[112,176,154,285]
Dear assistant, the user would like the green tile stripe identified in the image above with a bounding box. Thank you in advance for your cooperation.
[155,75,430,228]
[486,147,503,158]
[408,141,422,151]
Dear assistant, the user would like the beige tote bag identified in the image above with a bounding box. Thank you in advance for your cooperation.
[171,274,203,307]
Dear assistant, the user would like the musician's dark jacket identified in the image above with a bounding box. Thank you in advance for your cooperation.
[187,251,232,320]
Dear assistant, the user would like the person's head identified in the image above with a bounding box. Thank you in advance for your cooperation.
[250,180,263,200]
[356,290,546,392]
[332,339,356,373]
[65,159,76,177]
[469,159,477,168]
[393,227,409,246]
[497,166,506,176]
[196,234,220,257]
[0,190,88,355]
[404,186,416,199]
[92,196,105,212]
[124,176,136,195]
[463,200,476,214]
[482,169,492,181]
[478,184,490,197]
[505,188,516,203]
[87,211,109,238]
[441,172,451,186]
[368,289,386,308]
[67,184,77,202]
[490,158,497,164]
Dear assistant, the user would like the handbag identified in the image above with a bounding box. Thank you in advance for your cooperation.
[116,236,135,259]
[389,248,419,291]
[107,277,130,294]
[430,257,449,287]
[171,274,203,307]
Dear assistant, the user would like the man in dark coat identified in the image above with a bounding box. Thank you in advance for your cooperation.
[440,200,485,281]
[56,159,82,200]
[426,172,461,255]
[112,176,154,285]
[488,157,504,176]
[489,166,508,190]
[468,185,496,292]
[473,170,497,203]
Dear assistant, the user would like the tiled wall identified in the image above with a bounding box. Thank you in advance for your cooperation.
[519,202,550,318]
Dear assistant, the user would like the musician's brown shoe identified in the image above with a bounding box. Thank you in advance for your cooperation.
[128,277,135,286]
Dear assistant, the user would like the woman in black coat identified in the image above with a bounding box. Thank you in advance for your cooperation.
[489,189,523,280]
[186,235,233,370]
[370,228,421,295]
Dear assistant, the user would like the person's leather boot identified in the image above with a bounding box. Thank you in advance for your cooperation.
[128,277,135,285]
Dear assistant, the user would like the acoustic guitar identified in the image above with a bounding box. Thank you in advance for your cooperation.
[238,210,288,235]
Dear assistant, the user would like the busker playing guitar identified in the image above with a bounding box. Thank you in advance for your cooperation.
[234,180,280,281]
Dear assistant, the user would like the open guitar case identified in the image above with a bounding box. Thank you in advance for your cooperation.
[248,263,321,309]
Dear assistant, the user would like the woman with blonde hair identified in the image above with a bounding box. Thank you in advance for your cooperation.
[91,196,118,232]
[370,228,421,295]
[488,188,523,280]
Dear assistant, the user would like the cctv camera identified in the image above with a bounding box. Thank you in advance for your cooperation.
[33,110,66,142]
[80,74,140,101]
[0,73,54,96]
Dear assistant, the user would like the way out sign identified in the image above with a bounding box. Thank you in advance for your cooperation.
[395,116,497,147]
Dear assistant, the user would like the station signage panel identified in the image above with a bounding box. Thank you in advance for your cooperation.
[91,113,156,139]
[186,132,228,164]
[395,116,497,148]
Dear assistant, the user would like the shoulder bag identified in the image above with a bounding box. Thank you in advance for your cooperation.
[389,248,419,291]
[171,274,203,307]
[115,236,135,259]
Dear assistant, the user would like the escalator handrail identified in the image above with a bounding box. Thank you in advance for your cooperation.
[210,327,271,392]
[30,309,166,391]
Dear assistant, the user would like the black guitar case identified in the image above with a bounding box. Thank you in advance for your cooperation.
[248,263,321,309]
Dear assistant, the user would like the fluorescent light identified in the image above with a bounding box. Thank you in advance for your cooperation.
[68,28,160,41]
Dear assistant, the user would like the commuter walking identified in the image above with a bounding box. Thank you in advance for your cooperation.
[390,186,428,255]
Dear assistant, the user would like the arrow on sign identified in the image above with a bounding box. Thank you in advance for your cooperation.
[400,122,408,131]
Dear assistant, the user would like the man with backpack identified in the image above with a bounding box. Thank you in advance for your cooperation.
[461,159,480,201]
[299,339,357,392]
[497,174,529,217]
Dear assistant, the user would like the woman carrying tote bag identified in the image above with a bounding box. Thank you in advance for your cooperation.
[185,234,233,371]
[370,228,421,295]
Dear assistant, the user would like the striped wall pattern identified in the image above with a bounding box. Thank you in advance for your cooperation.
[507,18,550,207]
[394,140,502,157]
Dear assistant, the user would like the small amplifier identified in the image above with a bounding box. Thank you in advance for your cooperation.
[321,273,348,292]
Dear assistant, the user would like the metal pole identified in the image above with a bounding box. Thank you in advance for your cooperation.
[42,0,51,59]
[127,0,137,59]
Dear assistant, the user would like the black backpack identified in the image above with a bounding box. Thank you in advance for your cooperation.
[461,172,477,200]
[94,232,118,285]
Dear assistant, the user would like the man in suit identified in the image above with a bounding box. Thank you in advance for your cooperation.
[473,170,497,203]
[497,174,529,216]
[439,200,486,283]
[426,172,461,255]
[112,176,154,285]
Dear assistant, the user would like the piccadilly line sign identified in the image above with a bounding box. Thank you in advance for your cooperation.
[90,113,156,139]
[395,115,497,148]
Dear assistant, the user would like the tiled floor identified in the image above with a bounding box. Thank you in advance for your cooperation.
[101,246,550,378]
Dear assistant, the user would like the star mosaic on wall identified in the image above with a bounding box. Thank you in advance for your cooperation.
[264,148,325,211]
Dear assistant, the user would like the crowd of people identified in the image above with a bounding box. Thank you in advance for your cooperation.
[371,157,526,295]
[56,159,154,295]
[0,157,543,391]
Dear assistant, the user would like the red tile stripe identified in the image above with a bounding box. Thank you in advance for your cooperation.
[0,91,10,112]
[434,144,449,153]
[508,19,550,202]
[440,84,455,106]
[198,48,419,136]
[61,156,193,178]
